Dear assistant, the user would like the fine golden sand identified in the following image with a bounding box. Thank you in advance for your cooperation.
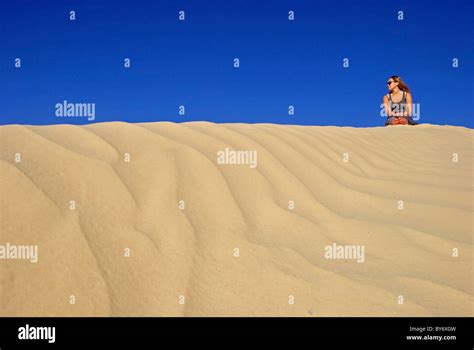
[0,122,472,316]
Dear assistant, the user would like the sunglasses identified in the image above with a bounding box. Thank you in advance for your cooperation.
[386,81,394,85]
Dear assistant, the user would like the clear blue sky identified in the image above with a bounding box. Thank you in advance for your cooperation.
[1,0,473,127]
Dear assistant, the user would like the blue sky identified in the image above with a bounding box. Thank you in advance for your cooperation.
[0,0,473,127]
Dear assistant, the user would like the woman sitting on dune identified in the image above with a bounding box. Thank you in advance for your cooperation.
[383,76,418,126]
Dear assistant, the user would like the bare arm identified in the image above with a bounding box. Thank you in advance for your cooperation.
[406,92,413,116]
[383,95,391,117]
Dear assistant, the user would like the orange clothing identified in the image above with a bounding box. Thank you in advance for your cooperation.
[392,117,408,125]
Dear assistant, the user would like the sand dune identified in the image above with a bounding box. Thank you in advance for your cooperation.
[0,121,472,316]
